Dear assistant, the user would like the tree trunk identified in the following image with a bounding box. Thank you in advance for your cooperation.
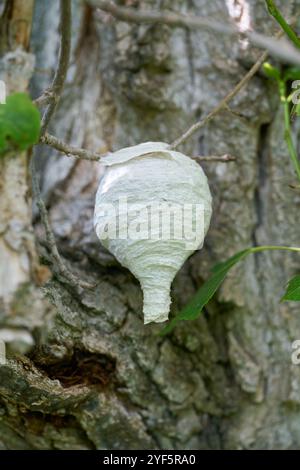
[0,0,300,450]
[0,0,44,364]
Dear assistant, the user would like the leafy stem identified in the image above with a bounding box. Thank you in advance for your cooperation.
[265,0,300,48]
[278,79,300,183]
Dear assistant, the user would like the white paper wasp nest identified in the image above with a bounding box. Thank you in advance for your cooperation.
[94,142,212,324]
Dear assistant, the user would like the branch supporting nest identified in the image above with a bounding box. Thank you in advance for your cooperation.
[40,133,106,161]
[40,133,236,164]
[194,154,236,162]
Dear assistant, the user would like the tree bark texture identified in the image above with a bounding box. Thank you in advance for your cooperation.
[0,0,300,450]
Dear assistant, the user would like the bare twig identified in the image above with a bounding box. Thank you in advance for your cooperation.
[30,158,95,290]
[34,90,55,107]
[193,154,236,162]
[289,183,300,191]
[40,133,106,161]
[170,49,269,149]
[40,132,236,164]
[90,0,300,66]
[40,0,72,135]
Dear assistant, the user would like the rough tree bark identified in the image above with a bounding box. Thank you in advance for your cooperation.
[0,0,300,450]
[0,0,44,361]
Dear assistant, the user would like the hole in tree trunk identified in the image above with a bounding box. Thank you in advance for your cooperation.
[32,348,116,388]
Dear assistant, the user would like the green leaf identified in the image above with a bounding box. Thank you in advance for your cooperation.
[0,93,40,155]
[283,67,300,82]
[161,248,251,335]
[161,244,300,334]
[263,62,281,81]
[281,275,300,301]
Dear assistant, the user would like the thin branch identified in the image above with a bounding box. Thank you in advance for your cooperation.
[193,154,236,162]
[289,183,300,191]
[40,133,235,164]
[40,0,72,135]
[34,90,55,108]
[170,49,269,149]
[90,0,300,66]
[30,158,95,290]
[40,133,106,161]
